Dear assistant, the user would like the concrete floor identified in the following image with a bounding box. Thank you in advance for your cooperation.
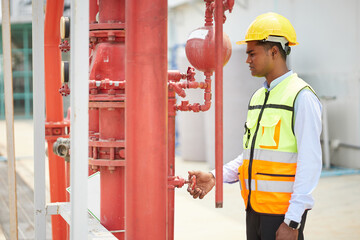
[1,120,360,239]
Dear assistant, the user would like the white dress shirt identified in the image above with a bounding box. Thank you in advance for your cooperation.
[211,70,323,223]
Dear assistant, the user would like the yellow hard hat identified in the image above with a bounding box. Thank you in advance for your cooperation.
[236,12,298,46]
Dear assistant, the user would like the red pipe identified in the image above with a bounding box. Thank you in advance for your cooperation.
[44,0,69,240]
[98,107,125,239]
[168,88,177,240]
[125,0,168,239]
[168,70,186,82]
[99,0,125,23]
[214,0,223,208]
[44,0,68,239]
[89,0,99,24]
[88,0,126,238]
[175,73,212,112]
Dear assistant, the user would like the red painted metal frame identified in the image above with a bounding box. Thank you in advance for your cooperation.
[125,0,168,239]
[44,0,69,239]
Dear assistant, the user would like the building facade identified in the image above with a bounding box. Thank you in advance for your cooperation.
[169,0,360,169]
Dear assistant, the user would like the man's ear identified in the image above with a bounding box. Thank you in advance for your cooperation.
[271,45,280,58]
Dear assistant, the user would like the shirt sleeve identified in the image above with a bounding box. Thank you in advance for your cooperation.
[285,89,323,223]
[211,153,243,183]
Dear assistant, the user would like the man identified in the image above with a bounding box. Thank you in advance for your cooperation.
[187,12,322,240]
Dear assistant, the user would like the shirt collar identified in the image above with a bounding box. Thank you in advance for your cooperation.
[263,70,293,91]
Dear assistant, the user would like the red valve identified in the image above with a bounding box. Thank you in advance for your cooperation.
[186,67,196,81]
[186,175,196,191]
[59,40,70,53]
[59,83,70,96]
[168,175,196,190]
[223,0,235,13]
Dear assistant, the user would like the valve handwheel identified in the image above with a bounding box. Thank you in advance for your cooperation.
[186,175,196,191]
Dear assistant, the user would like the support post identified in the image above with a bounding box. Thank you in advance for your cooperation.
[125,0,168,239]
[321,97,332,169]
[70,0,89,239]
[1,0,19,238]
[214,0,224,208]
[32,0,47,238]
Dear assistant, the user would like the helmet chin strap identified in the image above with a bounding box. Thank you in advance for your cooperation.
[262,36,291,55]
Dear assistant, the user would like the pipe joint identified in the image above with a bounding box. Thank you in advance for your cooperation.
[168,70,187,82]
[53,137,71,162]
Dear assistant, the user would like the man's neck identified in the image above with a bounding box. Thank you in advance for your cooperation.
[265,66,289,87]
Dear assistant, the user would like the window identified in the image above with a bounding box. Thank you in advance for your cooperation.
[0,23,32,119]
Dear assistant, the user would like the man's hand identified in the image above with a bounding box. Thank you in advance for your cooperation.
[276,222,298,240]
[187,170,215,199]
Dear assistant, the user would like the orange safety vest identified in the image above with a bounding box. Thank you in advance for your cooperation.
[238,74,316,215]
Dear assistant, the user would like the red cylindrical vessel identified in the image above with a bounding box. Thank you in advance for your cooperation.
[88,0,126,236]
[89,0,99,24]
[89,108,99,134]
[98,0,125,23]
[125,0,168,239]
[44,0,68,239]
[100,167,125,236]
[89,43,125,81]
[89,36,126,240]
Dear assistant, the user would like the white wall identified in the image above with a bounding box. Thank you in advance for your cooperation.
[170,0,360,168]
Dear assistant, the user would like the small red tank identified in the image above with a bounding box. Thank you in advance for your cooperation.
[185,25,232,73]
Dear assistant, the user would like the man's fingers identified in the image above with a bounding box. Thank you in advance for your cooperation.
[187,187,195,195]
[199,190,207,199]
[188,170,201,177]
[193,189,202,199]
[190,187,200,199]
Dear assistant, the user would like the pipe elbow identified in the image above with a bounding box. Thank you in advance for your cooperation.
[200,101,211,111]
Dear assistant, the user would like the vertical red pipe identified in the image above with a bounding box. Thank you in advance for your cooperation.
[44,0,68,239]
[99,0,125,23]
[99,108,125,240]
[168,89,176,240]
[89,0,99,24]
[100,167,125,239]
[125,0,168,239]
[214,0,223,208]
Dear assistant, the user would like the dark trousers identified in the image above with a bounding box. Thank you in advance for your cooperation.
[246,206,308,240]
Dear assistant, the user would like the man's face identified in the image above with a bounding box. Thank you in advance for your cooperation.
[245,41,274,77]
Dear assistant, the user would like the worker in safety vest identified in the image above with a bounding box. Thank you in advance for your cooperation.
[187,12,322,240]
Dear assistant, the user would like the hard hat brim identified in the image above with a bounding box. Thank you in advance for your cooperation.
[236,39,299,46]
[236,40,247,45]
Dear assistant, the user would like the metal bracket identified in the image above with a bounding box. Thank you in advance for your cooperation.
[46,202,118,239]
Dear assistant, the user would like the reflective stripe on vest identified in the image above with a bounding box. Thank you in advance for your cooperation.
[238,74,317,215]
[241,178,293,193]
[243,149,298,164]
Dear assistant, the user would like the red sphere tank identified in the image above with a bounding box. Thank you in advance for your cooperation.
[185,26,232,73]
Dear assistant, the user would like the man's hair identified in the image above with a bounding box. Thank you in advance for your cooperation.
[256,41,288,61]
